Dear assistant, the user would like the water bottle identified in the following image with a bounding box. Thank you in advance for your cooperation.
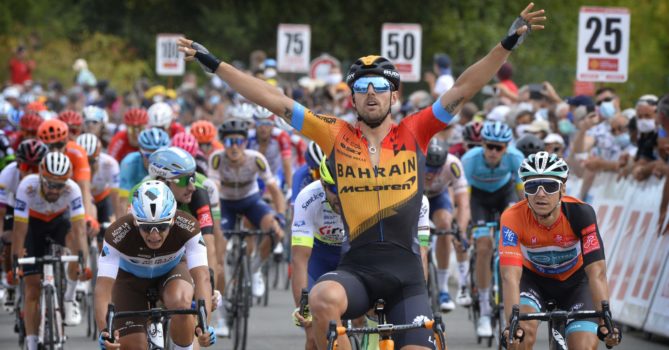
[148,322,164,348]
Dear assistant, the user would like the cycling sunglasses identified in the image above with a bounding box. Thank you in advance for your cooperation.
[426,165,441,173]
[85,119,101,125]
[48,141,67,150]
[466,143,481,149]
[138,221,171,233]
[524,178,562,195]
[324,183,338,194]
[165,173,196,187]
[41,178,67,190]
[484,143,506,152]
[199,142,212,151]
[352,76,392,94]
[224,137,246,148]
[596,97,613,106]
[69,127,81,136]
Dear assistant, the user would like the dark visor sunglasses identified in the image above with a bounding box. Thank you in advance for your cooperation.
[485,143,506,152]
[352,76,392,94]
[224,138,246,147]
[523,178,562,195]
[42,178,67,190]
[138,222,171,233]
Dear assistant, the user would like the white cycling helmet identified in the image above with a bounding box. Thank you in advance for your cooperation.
[82,105,109,123]
[147,102,174,128]
[253,106,274,122]
[76,133,101,157]
[40,151,72,182]
[227,103,255,120]
[131,180,177,223]
[305,141,325,169]
[518,151,570,182]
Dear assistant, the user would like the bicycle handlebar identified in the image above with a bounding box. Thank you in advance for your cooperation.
[17,255,80,265]
[430,224,469,251]
[223,229,274,237]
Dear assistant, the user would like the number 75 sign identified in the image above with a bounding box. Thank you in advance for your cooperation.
[277,24,311,73]
[577,7,630,83]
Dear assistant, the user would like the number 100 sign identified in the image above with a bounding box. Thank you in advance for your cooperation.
[277,24,311,73]
[577,7,630,83]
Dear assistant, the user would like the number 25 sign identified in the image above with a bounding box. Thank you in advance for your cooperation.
[576,7,630,83]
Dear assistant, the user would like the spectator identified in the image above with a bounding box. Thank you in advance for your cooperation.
[595,86,619,116]
[526,118,550,140]
[8,46,35,85]
[512,109,534,138]
[494,62,518,101]
[544,133,565,158]
[424,53,454,98]
[72,58,97,87]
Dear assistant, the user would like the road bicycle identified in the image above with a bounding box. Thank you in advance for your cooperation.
[427,222,468,315]
[17,240,83,350]
[326,299,447,350]
[105,289,208,349]
[506,300,621,350]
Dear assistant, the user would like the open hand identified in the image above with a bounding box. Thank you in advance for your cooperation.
[516,3,547,35]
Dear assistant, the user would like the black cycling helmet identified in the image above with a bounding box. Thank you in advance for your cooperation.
[426,139,448,168]
[463,121,484,144]
[345,55,400,91]
[515,134,545,158]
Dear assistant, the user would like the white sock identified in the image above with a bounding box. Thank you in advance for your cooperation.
[173,343,193,350]
[458,261,469,288]
[65,278,77,302]
[26,335,39,350]
[437,269,450,293]
[479,288,491,316]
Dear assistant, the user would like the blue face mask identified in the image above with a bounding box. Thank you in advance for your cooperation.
[615,133,631,149]
[599,101,616,119]
[558,119,576,136]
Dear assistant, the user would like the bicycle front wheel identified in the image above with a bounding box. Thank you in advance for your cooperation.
[44,287,57,350]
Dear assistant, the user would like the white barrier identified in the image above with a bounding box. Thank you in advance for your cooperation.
[574,172,669,337]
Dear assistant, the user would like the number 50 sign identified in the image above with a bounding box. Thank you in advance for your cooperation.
[381,23,422,83]
[577,7,630,83]
[277,24,311,73]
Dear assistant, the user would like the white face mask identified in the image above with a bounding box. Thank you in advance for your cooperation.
[516,124,530,137]
[637,118,656,133]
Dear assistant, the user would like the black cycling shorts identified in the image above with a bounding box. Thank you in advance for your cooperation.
[96,195,115,242]
[23,214,71,276]
[519,268,598,335]
[470,180,518,238]
[317,242,434,349]
[3,205,14,236]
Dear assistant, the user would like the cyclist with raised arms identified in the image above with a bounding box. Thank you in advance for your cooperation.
[95,181,215,350]
[461,120,524,337]
[179,4,545,347]
[291,156,431,350]
[500,152,621,349]
[424,138,471,311]
[207,118,285,299]
[117,128,170,218]
[12,152,89,350]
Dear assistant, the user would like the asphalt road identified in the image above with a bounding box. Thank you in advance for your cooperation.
[0,285,666,349]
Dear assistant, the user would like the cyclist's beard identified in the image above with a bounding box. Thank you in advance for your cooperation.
[357,95,392,129]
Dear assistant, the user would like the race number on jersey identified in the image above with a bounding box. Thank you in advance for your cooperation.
[381,23,422,83]
[277,24,311,73]
[576,7,630,83]
[156,34,185,76]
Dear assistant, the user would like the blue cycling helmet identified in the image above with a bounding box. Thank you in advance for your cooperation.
[138,127,170,151]
[131,180,177,223]
[481,121,513,143]
[148,147,196,180]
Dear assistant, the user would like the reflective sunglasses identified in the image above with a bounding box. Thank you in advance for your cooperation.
[166,173,196,187]
[224,137,246,148]
[596,97,613,106]
[523,178,562,195]
[484,143,506,152]
[426,165,441,173]
[138,221,171,233]
[466,143,481,149]
[255,120,274,127]
[352,76,392,94]
[41,178,67,190]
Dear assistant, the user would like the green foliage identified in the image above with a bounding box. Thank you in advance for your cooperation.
[0,0,666,105]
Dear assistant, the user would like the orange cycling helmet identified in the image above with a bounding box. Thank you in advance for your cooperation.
[19,112,45,132]
[190,120,217,143]
[57,110,83,126]
[25,101,47,114]
[37,119,69,144]
[124,108,149,126]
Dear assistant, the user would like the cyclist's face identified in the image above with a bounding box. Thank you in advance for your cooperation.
[224,136,247,161]
[41,178,67,202]
[167,175,196,203]
[483,142,507,166]
[322,180,342,215]
[85,120,103,135]
[127,125,144,147]
[526,178,565,216]
[138,222,172,249]
[352,77,396,125]
[256,123,273,140]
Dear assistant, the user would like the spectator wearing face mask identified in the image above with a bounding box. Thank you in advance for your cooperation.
[544,133,565,158]
[595,87,619,117]
[628,95,660,181]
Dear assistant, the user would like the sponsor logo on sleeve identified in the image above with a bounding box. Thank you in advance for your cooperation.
[196,205,213,227]
[111,222,132,244]
[15,199,27,211]
[502,226,518,247]
[71,197,82,210]
[582,224,601,255]
[450,162,461,178]
[255,157,267,171]
[212,154,221,170]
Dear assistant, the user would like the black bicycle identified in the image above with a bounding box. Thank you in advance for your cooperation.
[104,289,208,350]
[506,300,621,350]
[223,228,274,350]
[427,222,467,314]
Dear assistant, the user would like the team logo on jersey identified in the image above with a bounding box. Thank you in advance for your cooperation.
[15,199,27,211]
[294,220,306,227]
[255,157,267,171]
[450,162,461,178]
[101,246,109,257]
[339,176,416,193]
[196,205,213,227]
[211,154,221,170]
[315,113,336,125]
[502,226,518,247]
[71,197,82,210]
[582,229,600,255]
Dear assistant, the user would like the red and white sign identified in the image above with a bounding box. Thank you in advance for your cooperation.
[576,7,630,82]
[381,23,422,83]
[309,54,341,81]
[156,34,185,76]
[277,24,311,73]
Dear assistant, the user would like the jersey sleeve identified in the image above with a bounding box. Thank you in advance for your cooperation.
[291,185,317,248]
[290,166,310,205]
[289,102,344,156]
[400,100,454,153]
[97,242,121,279]
[499,209,523,267]
[417,195,430,247]
[201,178,221,220]
[67,182,86,221]
[460,149,477,186]
[207,151,223,184]
[119,153,137,194]
[190,190,213,235]
[109,157,121,190]
[184,233,209,270]
[508,148,525,186]
[254,152,275,184]
[108,132,126,162]
[572,203,606,266]
[0,165,15,205]
[447,155,469,195]
[13,178,30,223]
[277,131,293,159]
[68,146,91,182]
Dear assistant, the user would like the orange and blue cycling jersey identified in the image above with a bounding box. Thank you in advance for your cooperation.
[499,195,606,281]
[290,99,453,255]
